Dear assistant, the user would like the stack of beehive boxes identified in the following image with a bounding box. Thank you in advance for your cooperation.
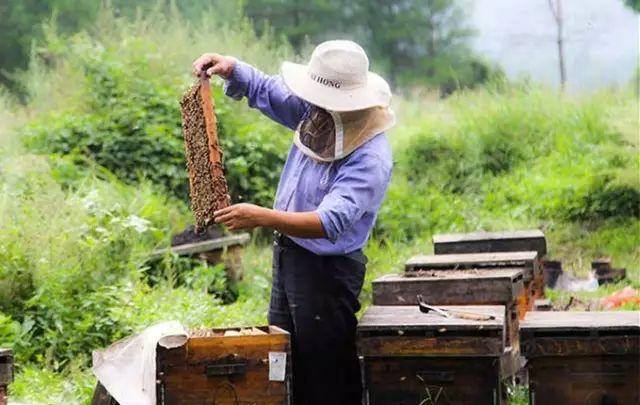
[358,230,547,404]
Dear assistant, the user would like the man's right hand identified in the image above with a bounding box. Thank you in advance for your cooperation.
[192,53,236,79]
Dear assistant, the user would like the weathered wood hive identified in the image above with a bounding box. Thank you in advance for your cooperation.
[358,305,508,405]
[372,268,524,377]
[0,349,12,405]
[405,251,541,318]
[156,326,291,404]
[432,230,548,296]
[520,311,639,404]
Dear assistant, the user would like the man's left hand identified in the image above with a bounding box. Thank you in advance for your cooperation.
[213,203,270,230]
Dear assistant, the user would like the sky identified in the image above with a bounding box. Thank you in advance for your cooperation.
[470,0,638,91]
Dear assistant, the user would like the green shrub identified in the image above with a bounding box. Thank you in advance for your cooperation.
[404,135,480,193]
[22,55,288,206]
[21,7,292,208]
[0,152,187,369]
[0,313,20,347]
[383,86,639,241]
[566,174,640,221]
[28,54,188,198]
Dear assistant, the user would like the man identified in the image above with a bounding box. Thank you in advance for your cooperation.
[193,40,394,404]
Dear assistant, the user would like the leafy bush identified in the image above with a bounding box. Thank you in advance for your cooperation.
[21,7,292,207]
[381,86,640,241]
[28,51,189,192]
[0,153,185,369]
[566,174,640,221]
[0,313,20,347]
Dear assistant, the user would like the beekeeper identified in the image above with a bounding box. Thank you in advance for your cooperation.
[193,40,394,405]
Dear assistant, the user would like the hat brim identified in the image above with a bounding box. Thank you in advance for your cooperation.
[281,61,391,112]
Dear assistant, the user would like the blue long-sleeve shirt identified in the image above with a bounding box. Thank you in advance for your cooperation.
[224,61,392,255]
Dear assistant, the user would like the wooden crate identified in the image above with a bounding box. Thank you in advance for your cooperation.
[371,269,523,355]
[156,326,291,405]
[0,349,12,405]
[433,230,547,257]
[358,305,507,404]
[521,311,640,404]
[406,251,542,305]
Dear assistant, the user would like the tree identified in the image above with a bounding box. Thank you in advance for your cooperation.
[624,0,640,12]
[244,0,492,93]
[547,0,567,91]
[244,0,357,51]
[0,0,238,92]
[0,0,98,89]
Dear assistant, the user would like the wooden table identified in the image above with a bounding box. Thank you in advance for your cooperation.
[521,311,640,404]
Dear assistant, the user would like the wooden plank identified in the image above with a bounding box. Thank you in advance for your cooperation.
[372,269,524,306]
[521,311,640,333]
[433,229,547,256]
[358,305,504,332]
[150,233,250,259]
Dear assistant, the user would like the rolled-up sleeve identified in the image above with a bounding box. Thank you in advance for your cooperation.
[224,61,307,130]
[315,154,392,242]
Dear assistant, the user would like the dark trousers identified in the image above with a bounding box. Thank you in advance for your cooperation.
[268,235,366,405]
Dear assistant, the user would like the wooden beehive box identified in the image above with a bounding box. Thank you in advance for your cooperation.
[433,229,547,257]
[521,311,640,405]
[371,268,524,376]
[358,305,507,405]
[156,326,291,404]
[0,349,12,405]
[405,251,542,312]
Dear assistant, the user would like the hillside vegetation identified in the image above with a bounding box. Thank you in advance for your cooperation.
[0,7,638,404]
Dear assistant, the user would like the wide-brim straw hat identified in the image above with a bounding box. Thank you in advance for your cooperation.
[281,40,392,112]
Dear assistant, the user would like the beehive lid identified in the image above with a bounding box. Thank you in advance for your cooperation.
[358,305,505,333]
[406,251,538,280]
[433,230,547,257]
[398,268,524,281]
[521,311,640,333]
[433,230,544,244]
